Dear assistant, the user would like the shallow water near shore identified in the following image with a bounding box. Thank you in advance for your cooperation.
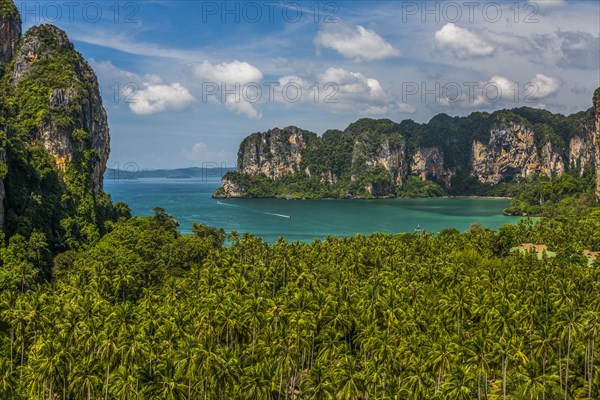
[105,177,524,243]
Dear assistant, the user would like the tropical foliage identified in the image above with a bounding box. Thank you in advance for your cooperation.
[1,209,599,399]
[216,105,597,203]
[0,24,118,248]
[505,171,597,217]
[0,0,18,18]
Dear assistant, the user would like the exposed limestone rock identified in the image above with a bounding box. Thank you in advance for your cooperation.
[365,181,395,198]
[0,0,21,67]
[569,134,595,175]
[351,136,406,187]
[9,25,110,193]
[373,139,406,187]
[319,170,338,185]
[472,122,540,184]
[220,176,245,198]
[410,147,454,188]
[219,95,600,198]
[594,88,600,200]
[237,126,314,179]
[540,141,565,177]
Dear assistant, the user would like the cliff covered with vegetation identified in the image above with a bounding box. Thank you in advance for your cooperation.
[0,1,118,248]
[215,90,600,215]
[0,1,600,398]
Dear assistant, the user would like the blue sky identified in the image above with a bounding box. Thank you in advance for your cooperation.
[18,0,600,169]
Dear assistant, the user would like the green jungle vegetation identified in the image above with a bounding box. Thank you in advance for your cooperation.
[0,209,600,399]
[218,100,599,217]
[0,24,119,249]
[504,171,598,217]
[0,0,17,18]
[220,168,599,216]
[1,2,600,398]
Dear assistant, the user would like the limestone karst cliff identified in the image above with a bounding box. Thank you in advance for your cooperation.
[569,132,595,176]
[0,0,114,241]
[350,132,406,189]
[237,127,316,179]
[7,24,110,194]
[0,0,22,228]
[471,122,561,184]
[217,92,599,199]
[594,88,600,200]
[0,0,20,69]
[410,147,454,188]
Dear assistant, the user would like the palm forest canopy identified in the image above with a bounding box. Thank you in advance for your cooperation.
[1,211,600,399]
[1,0,600,399]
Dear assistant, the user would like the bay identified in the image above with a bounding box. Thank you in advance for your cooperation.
[105,177,524,243]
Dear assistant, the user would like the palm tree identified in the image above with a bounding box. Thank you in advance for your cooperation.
[145,358,188,400]
[582,310,599,399]
[298,360,334,399]
[97,330,119,400]
[401,362,431,400]
[464,330,493,400]
[70,355,102,400]
[0,357,17,399]
[440,366,476,400]
[110,365,138,400]
[516,360,557,400]
[334,356,365,400]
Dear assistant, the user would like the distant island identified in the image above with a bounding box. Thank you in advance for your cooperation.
[106,167,235,181]
[214,88,600,217]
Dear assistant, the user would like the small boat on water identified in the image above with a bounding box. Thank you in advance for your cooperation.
[415,225,425,233]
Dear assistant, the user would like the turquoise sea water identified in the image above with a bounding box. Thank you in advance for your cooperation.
[105,177,523,243]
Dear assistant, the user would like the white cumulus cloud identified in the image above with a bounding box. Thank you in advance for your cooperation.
[434,23,496,59]
[275,67,414,115]
[434,23,538,60]
[530,74,559,98]
[319,67,392,103]
[189,60,264,119]
[130,83,195,115]
[315,25,400,61]
[190,60,263,84]
[89,60,195,115]
[440,74,559,108]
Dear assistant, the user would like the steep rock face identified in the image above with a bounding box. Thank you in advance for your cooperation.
[569,133,595,175]
[319,170,338,185]
[0,0,21,229]
[0,0,21,67]
[594,88,600,200]
[472,122,540,184]
[219,176,245,198]
[365,181,395,197]
[540,141,565,177]
[219,96,599,199]
[8,25,110,193]
[238,127,314,179]
[351,135,406,188]
[410,147,454,188]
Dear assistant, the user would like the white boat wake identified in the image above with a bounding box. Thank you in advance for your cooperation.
[216,201,291,219]
[263,212,291,219]
[216,201,240,208]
